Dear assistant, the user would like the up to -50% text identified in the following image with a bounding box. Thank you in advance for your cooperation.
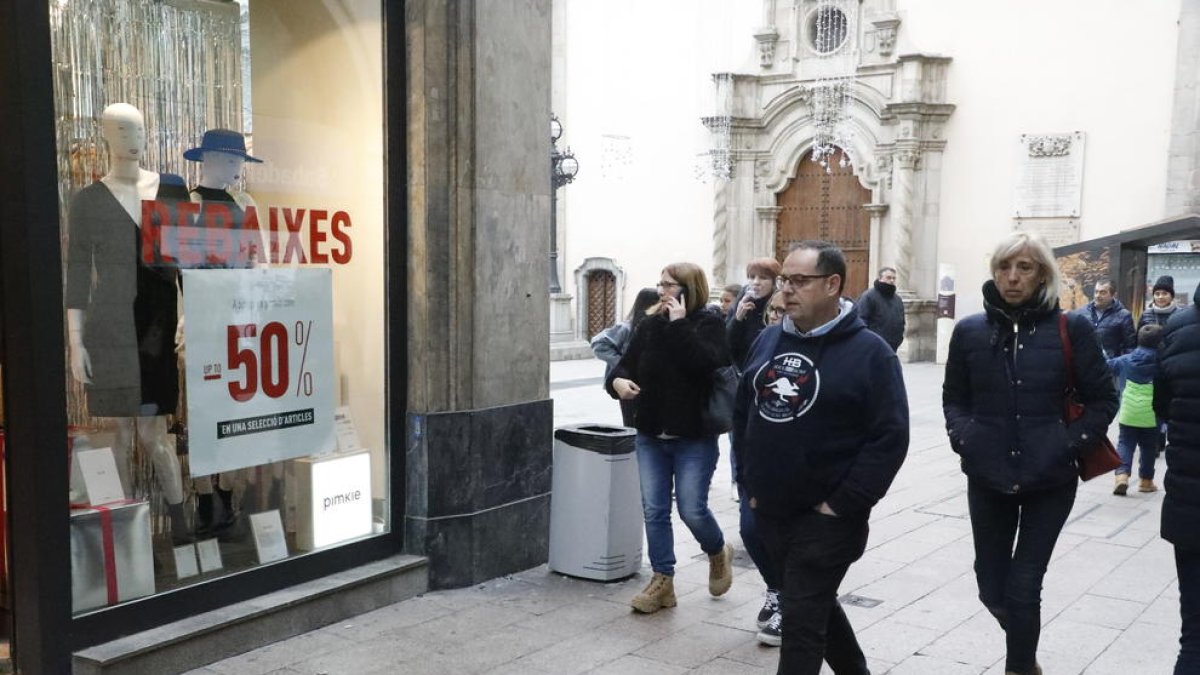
[211,320,316,402]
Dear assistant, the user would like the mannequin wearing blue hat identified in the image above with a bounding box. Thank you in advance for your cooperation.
[65,102,190,543]
[180,129,269,535]
[184,129,266,268]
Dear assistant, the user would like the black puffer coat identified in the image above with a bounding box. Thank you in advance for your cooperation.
[1153,296,1200,550]
[943,282,1118,494]
[606,307,732,438]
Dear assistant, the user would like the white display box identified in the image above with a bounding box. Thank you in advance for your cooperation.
[70,500,154,612]
[293,451,372,551]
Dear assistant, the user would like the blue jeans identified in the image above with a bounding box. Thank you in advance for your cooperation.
[1177,546,1200,674]
[636,433,725,576]
[968,479,1077,675]
[1116,424,1159,479]
[738,482,781,590]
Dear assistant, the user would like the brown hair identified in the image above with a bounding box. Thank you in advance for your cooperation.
[746,257,782,280]
[662,262,709,315]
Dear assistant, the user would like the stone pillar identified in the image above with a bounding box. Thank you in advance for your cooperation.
[753,206,782,262]
[890,148,920,292]
[1165,0,1200,215]
[405,0,553,588]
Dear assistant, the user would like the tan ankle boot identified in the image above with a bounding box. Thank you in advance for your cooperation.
[708,543,734,596]
[1114,473,1129,496]
[631,573,676,613]
[1139,478,1158,493]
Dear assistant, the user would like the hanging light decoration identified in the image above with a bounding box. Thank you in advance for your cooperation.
[808,0,857,173]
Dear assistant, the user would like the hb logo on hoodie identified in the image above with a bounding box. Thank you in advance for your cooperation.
[753,352,820,422]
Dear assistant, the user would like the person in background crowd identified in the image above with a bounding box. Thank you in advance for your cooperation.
[720,283,742,317]
[736,241,909,673]
[1139,275,1179,329]
[764,290,785,327]
[1107,324,1164,495]
[1075,279,1135,358]
[607,263,735,614]
[590,288,660,427]
[727,257,783,367]
[726,260,783,501]
[1139,275,1178,458]
[1153,282,1200,674]
[728,285,791,648]
[944,231,1117,675]
[856,266,906,352]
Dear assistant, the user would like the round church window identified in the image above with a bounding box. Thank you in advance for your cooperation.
[808,5,849,54]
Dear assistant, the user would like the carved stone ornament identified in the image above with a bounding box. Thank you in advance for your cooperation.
[1025,134,1073,157]
[895,149,921,170]
[754,158,773,191]
[754,28,779,69]
[876,154,893,188]
[870,16,901,58]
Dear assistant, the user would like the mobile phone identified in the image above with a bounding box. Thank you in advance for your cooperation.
[678,288,687,303]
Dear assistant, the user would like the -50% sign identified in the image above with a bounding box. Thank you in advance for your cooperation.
[225,320,316,401]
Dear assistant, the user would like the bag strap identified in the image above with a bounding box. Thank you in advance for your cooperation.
[1058,312,1077,391]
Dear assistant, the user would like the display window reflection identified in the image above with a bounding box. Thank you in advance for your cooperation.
[51,0,387,614]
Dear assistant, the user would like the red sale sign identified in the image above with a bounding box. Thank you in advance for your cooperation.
[182,269,335,475]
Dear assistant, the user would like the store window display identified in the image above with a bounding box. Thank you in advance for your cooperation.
[52,0,388,617]
[65,102,190,544]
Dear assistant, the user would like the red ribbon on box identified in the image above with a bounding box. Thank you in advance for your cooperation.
[70,498,136,606]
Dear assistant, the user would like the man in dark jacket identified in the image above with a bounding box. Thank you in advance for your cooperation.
[1153,283,1200,674]
[856,266,905,352]
[734,241,909,674]
[1075,280,1135,357]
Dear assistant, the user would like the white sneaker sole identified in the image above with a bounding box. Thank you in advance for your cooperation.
[756,630,781,647]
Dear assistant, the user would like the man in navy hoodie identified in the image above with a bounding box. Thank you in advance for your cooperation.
[734,241,910,674]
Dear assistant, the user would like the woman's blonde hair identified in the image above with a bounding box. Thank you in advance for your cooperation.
[660,262,710,315]
[989,231,1061,310]
[763,290,784,326]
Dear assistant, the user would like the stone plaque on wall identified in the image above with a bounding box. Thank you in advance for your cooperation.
[1012,132,1085,219]
[1014,218,1080,248]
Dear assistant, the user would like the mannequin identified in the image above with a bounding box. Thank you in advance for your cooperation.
[181,129,267,535]
[184,128,266,268]
[65,102,189,543]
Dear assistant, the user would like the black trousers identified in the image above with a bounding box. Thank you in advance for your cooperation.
[967,479,1076,675]
[757,509,871,675]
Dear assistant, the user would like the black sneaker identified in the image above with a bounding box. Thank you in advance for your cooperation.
[757,589,780,629]
[756,611,782,647]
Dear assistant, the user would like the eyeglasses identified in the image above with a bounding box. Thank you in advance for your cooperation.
[768,306,786,315]
[776,273,833,289]
[655,281,681,289]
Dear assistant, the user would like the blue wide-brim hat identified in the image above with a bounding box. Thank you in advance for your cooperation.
[183,128,262,163]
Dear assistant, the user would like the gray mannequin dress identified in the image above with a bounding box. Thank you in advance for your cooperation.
[65,175,188,417]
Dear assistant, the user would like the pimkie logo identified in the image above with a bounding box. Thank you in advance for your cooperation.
[752,352,819,422]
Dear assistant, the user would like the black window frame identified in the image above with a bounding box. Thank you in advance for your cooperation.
[0,1,408,671]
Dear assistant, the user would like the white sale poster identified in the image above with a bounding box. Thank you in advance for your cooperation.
[182,268,335,475]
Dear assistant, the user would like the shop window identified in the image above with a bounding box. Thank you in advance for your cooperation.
[51,0,387,614]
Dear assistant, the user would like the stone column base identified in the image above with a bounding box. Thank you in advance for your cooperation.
[405,399,553,588]
[899,299,938,363]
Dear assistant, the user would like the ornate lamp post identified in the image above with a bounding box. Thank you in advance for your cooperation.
[550,114,579,293]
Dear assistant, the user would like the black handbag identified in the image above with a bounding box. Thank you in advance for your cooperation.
[702,365,738,435]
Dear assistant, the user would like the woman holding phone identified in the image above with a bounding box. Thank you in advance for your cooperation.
[607,262,735,614]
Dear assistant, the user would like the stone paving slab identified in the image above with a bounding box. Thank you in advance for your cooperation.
[189,361,1183,675]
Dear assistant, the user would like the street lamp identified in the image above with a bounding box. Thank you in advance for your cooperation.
[550,114,579,293]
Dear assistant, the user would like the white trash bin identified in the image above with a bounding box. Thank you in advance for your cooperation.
[548,424,642,581]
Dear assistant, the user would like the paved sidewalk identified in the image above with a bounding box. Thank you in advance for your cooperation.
[188,360,1181,675]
